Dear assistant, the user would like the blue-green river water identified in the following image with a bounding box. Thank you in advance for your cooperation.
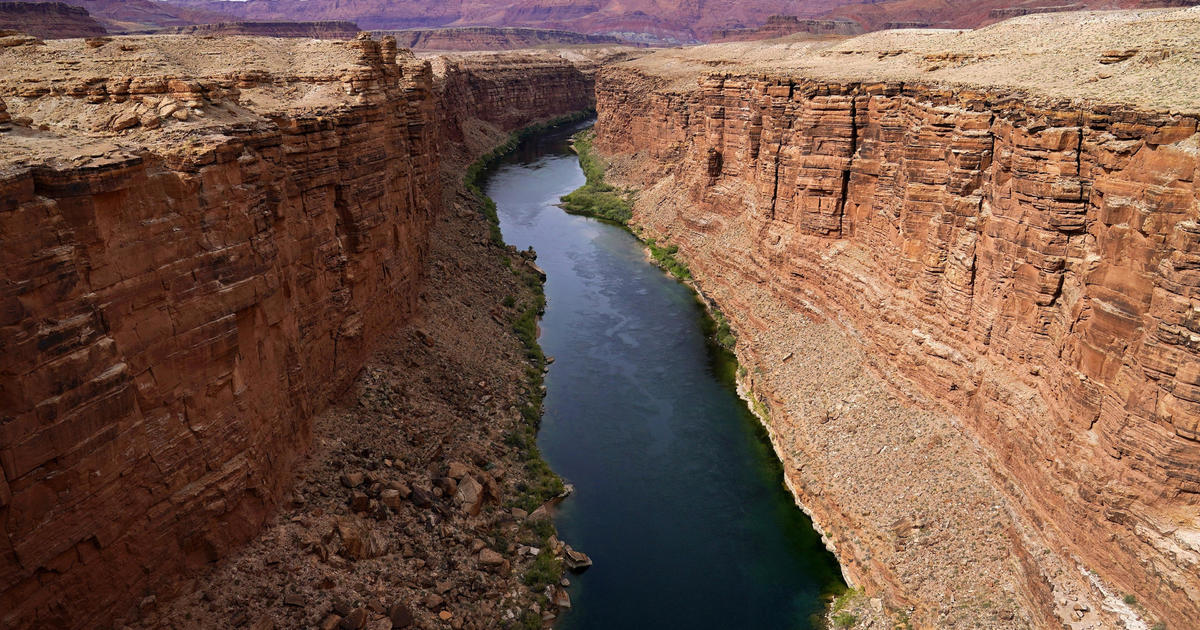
[484,122,844,629]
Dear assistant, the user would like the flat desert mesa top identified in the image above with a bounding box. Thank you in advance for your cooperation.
[618,7,1200,113]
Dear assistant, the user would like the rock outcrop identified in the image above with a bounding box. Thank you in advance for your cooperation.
[0,34,602,629]
[0,2,106,38]
[592,9,1200,629]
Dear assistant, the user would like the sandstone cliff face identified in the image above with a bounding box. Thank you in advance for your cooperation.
[432,51,601,157]
[0,36,598,629]
[594,51,1200,628]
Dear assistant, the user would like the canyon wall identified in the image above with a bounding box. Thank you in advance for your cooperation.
[0,35,600,629]
[592,29,1200,627]
[432,51,602,158]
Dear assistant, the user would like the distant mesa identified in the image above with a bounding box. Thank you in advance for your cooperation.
[0,2,106,38]
[7,0,1192,44]
[824,0,1200,32]
[160,0,872,44]
[381,26,639,51]
[709,15,863,42]
[152,20,361,38]
[20,0,236,33]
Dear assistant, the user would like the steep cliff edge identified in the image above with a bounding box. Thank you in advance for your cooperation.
[0,34,610,628]
[593,9,1200,629]
[0,34,439,628]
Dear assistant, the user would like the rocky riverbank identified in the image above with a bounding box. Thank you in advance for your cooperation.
[125,123,585,630]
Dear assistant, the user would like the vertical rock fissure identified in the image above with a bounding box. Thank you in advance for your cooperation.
[769,138,783,221]
[835,93,859,236]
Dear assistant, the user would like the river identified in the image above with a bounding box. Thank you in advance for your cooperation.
[483,121,844,630]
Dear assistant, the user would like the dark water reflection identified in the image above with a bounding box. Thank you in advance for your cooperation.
[484,122,844,630]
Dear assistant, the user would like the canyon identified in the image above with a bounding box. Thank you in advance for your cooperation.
[590,7,1200,629]
[0,32,609,628]
[2,5,1199,630]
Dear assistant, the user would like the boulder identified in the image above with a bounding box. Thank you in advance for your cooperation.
[479,548,504,566]
[563,545,592,572]
[388,602,414,628]
[111,110,140,131]
[453,475,484,515]
[336,518,388,560]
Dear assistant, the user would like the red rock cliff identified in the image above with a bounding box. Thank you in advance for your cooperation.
[593,12,1200,628]
[0,35,601,629]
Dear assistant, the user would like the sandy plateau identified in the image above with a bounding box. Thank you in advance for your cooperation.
[592,7,1200,630]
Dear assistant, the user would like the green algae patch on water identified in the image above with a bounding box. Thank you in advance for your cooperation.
[489,122,846,628]
[559,128,737,353]
[559,129,635,224]
[555,122,851,627]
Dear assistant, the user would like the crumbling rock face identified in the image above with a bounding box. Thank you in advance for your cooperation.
[594,67,1200,627]
[0,35,599,629]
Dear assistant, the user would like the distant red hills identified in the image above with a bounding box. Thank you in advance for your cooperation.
[6,0,1198,42]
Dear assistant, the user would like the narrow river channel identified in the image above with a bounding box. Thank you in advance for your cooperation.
[484,121,845,629]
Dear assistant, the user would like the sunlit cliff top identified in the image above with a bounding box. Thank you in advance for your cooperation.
[616,7,1200,113]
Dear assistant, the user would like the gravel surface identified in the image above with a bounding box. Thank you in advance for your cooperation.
[617,7,1200,112]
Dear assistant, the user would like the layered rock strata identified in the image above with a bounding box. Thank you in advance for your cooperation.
[154,21,361,38]
[0,35,601,628]
[593,10,1200,629]
[709,15,862,42]
[430,50,613,161]
[384,26,631,51]
[0,2,106,38]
